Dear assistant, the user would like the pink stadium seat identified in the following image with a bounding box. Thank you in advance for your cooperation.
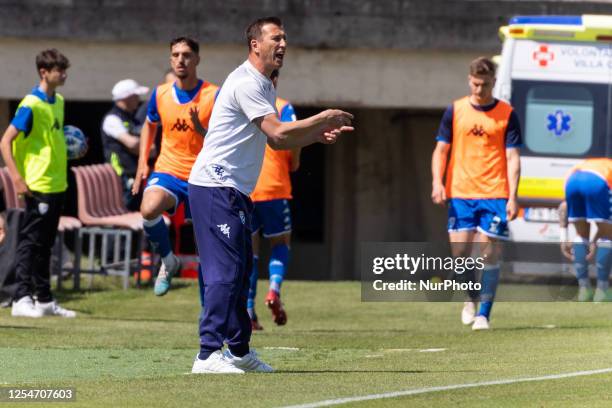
[72,164,143,230]
[0,167,24,209]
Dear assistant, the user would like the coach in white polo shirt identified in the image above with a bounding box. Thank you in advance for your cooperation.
[188,16,354,374]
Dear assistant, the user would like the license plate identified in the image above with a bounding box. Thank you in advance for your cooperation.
[523,207,560,223]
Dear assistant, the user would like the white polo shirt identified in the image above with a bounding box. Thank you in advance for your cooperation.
[189,60,276,195]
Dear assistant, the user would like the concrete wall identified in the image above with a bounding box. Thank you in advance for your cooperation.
[325,108,448,279]
[0,38,477,109]
[2,0,611,108]
[2,0,612,51]
[0,101,7,166]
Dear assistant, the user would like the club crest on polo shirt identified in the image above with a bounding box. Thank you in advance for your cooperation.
[205,164,229,182]
[38,202,49,215]
[217,223,230,238]
[239,211,245,225]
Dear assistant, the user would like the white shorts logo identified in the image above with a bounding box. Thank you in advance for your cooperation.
[217,223,230,238]
[149,177,159,185]
[489,216,501,233]
[38,202,49,215]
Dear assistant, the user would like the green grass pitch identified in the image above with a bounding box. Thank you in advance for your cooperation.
[1,280,612,407]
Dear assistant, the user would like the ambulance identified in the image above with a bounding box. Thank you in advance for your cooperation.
[493,15,612,271]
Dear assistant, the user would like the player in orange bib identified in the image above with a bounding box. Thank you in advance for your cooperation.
[131,37,219,296]
[431,57,521,330]
[248,69,301,329]
[559,158,612,302]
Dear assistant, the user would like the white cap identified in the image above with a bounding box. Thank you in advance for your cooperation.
[111,79,149,101]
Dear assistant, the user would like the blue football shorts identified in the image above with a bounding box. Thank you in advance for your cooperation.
[447,198,509,240]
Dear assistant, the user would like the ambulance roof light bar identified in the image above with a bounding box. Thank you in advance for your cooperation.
[501,15,612,42]
[509,16,582,26]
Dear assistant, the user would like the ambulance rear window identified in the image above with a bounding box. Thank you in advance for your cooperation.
[511,79,608,157]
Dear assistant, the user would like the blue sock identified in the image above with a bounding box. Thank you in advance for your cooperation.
[479,301,493,319]
[596,240,612,291]
[247,256,259,319]
[143,216,171,258]
[269,244,289,294]
[573,239,590,288]
[478,264,500,319]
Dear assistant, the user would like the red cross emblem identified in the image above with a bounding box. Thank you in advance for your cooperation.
[532,45,554,67]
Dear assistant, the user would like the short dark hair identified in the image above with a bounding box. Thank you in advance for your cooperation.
[245,16,283,50]
[469,57,496,77]
[35,49,70,73]
[270,69,280,80]
[170,37,199,54]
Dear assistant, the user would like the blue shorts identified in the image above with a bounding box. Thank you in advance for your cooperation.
[566,170,612,223]
[144,172,191,218]
[251,199,292,237]
[447,198,509,240]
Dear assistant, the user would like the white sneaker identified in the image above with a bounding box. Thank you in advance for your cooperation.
[11,296,43,318]
[461,301,477,325]
[35,300,77,318]
[223,349,274,373]
[191,351,245,374]
[472,315,490,331]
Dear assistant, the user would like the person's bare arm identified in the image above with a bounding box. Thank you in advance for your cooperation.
[431,141,450,205]
[116,133,140,155]
[558,201,569,230]
[558,201,573,260]
[506,147,521,221]
[0,124,30,196]
[256,109,354,150]
[289,147,302,172]
[131,120,157,195]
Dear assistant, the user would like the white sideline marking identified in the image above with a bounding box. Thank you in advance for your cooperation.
[280,367,612,408]
[419,348,446,353]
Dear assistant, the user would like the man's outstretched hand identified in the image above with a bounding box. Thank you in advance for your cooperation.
[318,109,354,144]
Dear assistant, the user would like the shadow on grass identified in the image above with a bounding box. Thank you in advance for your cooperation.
[290,329,417,334]
[53,291,94,303]
[84,316,192,324]
[494,325,607,332]
[52,277,194,301]
[279,370,427,374]
[276,369,478,374]
[162,280,193,290]
[0,325,42,330]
